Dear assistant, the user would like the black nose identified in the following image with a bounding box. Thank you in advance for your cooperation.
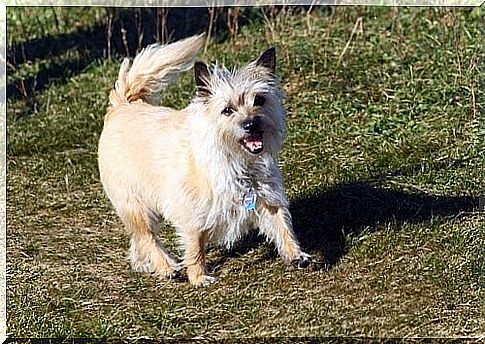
[242,116,263,133]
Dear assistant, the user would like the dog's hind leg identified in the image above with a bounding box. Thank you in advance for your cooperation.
[258,205,311,268]
[180,229,216,286]
[120,205,179,279]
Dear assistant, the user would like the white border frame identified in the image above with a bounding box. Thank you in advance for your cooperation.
[1,2,6,342]
[1,2,482,342]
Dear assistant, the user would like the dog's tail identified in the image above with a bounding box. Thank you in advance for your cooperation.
[109,34,205,107]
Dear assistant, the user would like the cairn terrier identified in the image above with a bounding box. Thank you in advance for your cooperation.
[98,34,311,286]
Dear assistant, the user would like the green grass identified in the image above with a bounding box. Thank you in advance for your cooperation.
[7,6,484,338]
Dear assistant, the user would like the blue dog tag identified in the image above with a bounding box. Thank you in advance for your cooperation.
[243,189,257,211]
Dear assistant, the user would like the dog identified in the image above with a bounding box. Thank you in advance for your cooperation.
[98,34,311,286]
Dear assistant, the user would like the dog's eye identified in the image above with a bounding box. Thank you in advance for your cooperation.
[221,107,234,116]
[254,95,266,107]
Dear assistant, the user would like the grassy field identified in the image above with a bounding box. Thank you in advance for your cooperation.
[6,6,484,338]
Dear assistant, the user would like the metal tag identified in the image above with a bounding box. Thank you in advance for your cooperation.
[243,189,257,211]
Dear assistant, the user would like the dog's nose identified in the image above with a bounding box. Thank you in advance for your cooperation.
[242,116,263,133]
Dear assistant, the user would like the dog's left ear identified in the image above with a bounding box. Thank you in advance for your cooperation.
[194,61,212,97]
[256,47,276,74]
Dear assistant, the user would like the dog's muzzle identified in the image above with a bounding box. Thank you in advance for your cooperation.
[240,116,264,154]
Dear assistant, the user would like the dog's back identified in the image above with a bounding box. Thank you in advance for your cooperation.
[98,34,205,213]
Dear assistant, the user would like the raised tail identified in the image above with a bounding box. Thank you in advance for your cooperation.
[109,34,205,107]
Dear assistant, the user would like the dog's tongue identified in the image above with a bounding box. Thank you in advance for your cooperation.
[243,134,263,154]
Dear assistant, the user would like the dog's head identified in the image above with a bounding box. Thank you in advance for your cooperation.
[193,48,285,157]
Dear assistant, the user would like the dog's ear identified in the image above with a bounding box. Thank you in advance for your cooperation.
[256,47,276,74]
[194,61,212,97]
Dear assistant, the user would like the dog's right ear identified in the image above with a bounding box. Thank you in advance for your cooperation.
[194,61,212,97]
[256,47,276,74]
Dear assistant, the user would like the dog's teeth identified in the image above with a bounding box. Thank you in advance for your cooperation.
[249,142,263,152]
[244,138,263,152]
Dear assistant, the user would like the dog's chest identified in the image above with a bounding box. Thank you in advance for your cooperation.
[189,149,278,248]
[207,184,260,248]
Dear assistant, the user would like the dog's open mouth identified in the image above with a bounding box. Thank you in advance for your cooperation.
[240,133,264,154]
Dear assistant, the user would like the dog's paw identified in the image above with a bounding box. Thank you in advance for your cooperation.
[190,274,218,287]
[291,252,312,269]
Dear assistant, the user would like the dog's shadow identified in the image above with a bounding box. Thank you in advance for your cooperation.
[210,181,479,271]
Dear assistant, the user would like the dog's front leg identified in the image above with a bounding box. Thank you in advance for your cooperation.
[259,204,311,268]
[181,229,216,286]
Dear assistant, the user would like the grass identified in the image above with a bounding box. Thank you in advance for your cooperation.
[6,6,484,338]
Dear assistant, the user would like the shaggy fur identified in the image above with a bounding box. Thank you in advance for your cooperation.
[98,34,311,286]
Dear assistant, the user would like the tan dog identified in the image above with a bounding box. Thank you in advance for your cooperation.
[98,34,310,286]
